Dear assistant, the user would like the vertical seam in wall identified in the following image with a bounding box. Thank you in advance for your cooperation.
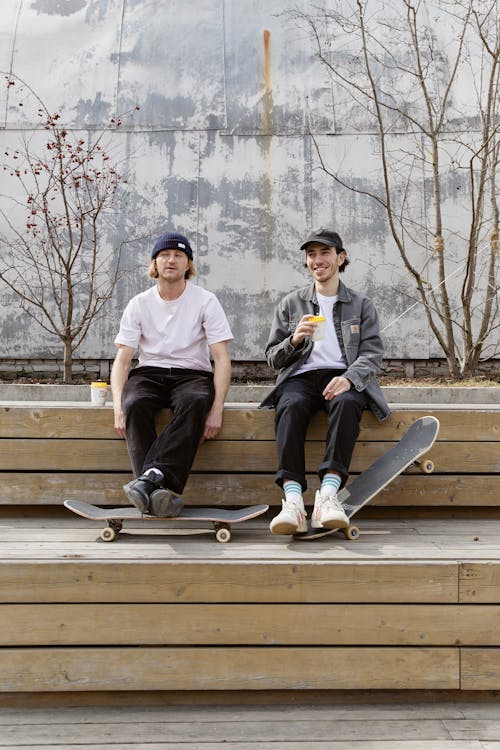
[114,0,127,119]
[220,0,228,132]
[419,131,432,360]
[196,131,201,260]
[303,29,313,228]
[4,0,23,127]
[305,133,313,229]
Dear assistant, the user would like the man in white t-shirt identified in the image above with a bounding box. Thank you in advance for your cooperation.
[111,231,233,516]
[260,229,390,535]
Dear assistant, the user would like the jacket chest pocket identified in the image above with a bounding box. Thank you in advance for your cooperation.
[342,319,361,348]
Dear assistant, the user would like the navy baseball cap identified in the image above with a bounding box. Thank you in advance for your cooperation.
[151,231,193,260]
[300,228,345,252]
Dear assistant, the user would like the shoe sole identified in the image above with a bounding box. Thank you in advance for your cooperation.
[149,489,184,518]
[270,520,307,535]
[123,481,149,514]
[316,515,350,530]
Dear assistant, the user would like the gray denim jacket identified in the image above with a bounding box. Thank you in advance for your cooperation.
[259,280,391,422]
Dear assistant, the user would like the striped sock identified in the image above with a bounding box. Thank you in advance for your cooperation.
[283,480,303,505]
[320,473,341,498]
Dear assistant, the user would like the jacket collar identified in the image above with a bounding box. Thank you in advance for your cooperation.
[304,279,352,305]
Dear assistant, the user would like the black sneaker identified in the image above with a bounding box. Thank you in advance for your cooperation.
[123,469,166,513]
[149,489,184,518]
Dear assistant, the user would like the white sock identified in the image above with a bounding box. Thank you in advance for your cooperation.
[320,473,341,499]
[283,480,304,507]
[144,468,163,480]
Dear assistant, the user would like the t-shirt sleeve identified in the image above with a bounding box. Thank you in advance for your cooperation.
[203,295,234,345]
[114,298,141,350]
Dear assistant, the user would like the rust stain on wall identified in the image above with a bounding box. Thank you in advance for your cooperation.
[259,29,274,264]
[262,28,272,135]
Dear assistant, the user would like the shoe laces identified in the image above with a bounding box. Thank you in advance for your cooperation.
[320,492,342,512]
[140,469,164,489]
[282,496,305,517]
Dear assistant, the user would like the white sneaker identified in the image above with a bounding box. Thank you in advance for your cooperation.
[270,497,307,535]
[311,490,349,529]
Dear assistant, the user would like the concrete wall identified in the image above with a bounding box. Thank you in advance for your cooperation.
[0,0,495,365]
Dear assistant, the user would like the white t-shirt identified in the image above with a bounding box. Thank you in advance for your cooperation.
[114,282,233,371]
[293,292,346,376]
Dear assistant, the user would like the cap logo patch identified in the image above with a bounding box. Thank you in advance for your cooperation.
[177,242,186,249]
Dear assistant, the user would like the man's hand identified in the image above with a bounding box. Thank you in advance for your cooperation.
[113,408,126,438]
[110,345,135,439]
[202,340,231,443]
[323,376,351,401]
[291,314,319,348]
[201,404,224,442]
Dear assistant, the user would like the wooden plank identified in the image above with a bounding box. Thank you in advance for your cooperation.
[461,648,500,689]
[0,404,498,441]
[0,646,459,690]
[0,438,498,473]
[372,475,500,507]
[2,702,498,723]
[0,707,491,745]
[4,701,500,750]
[0,723,474,748]
[3,513,499,558]
[0,561,459,603]
[3,703,495,746]
[0,405,99,439]
[0,472,498,508]
[0,472,282,506]
[460,563,500,603]
[0,743,480,750]
[3,518,498,562]
[0,472,133,505]
[2,603,500,646]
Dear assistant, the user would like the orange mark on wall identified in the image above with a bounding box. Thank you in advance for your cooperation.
[262,29,272,134]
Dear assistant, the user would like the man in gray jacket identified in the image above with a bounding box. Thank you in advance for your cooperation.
[260,228,390,535]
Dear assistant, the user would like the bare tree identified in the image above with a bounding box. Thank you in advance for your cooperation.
[290,0,499,377]
[0,75,137,381]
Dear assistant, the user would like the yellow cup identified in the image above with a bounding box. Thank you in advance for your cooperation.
[309,315,326,341]
[90,381,108,406]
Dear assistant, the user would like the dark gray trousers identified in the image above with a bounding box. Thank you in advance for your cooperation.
[121,366,214,494]
[274,369,367,491]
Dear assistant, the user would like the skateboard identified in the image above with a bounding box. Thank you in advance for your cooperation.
[295,415,440,541]
[64,500,269,543]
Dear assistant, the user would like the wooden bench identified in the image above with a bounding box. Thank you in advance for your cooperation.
[0,401,498,509]
[0,400,499,696]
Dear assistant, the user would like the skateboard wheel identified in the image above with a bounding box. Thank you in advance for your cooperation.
[421,460,435,474]
[343,525,360,540]
[101,526,116,542]
[215,527,231,543]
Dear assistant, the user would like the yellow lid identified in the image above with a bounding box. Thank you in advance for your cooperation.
[91,381,108,388]
[309,315,326,322]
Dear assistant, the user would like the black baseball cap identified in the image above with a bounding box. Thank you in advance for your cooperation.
[300,228,345,252]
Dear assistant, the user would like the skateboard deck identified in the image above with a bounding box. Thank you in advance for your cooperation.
[295,415,440,540]
[64,499,269,543]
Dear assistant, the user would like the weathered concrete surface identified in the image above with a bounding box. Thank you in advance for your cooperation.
[0,0,496,366]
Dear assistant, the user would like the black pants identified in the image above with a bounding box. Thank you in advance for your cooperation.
[121,366,215,495]
[274,369,367,492]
